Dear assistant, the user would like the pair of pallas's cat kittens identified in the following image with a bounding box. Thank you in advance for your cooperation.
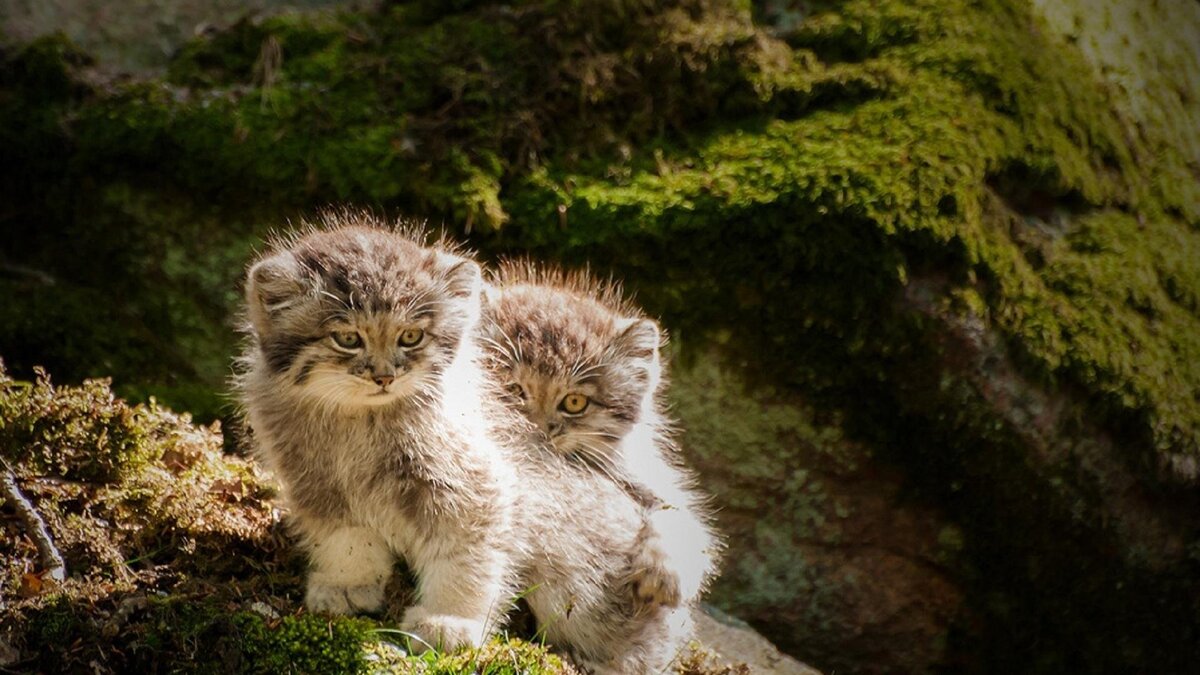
[237,215,719,673]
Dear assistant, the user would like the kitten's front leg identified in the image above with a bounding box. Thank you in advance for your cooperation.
[303,523,393,615]
[628,501,715,611]
[401,547,512,652]
[627,520,682,610]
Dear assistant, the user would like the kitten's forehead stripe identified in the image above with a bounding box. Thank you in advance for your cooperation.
[296,236,426,314]
[490,287,628,378]
[264,333,322,373]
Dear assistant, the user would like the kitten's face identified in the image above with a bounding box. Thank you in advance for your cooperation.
[296,310,435,406]
[246,227,480,408]
[484,284,660,461]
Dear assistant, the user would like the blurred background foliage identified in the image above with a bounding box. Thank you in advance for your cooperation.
[1,0,1198,672]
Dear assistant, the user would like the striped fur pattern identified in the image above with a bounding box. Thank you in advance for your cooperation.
[236,216,522,651]
[235,214,721,672]
[482,260,723,673]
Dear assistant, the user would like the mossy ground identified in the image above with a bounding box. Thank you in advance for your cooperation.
[0,363,581,673]
[1,0,1198,672]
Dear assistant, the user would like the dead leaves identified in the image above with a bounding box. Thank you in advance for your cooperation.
[209,477,249,503]
[18,568,61,597]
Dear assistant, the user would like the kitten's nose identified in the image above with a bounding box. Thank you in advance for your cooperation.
[373,374,395,388]
[546,420,563,436]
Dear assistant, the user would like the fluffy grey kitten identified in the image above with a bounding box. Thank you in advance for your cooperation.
[237,216,716,671]
[236,216,521,650]
[482,261,722,673]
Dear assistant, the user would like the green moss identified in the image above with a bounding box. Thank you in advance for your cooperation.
[4,0,1200,671]
[0,33,91,104]
[25,594,88,648]
[0,364,155,482]
[495,0,1200,469]
[24,596,370,674]
[0,360,279,598]
[21,593,577,675]
[235,612,374,675]
[167,13,348,89]
[367,636,573,674]
[1034,210,1200,457]
[671,358,864,622]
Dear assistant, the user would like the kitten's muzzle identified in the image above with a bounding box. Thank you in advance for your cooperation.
[373,374,395,388]
[536,418,564,438]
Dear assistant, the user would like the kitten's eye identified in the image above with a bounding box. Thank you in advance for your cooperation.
[331,331,363,350]
[398,328,425,348]
[506,382,527,401]
[559,393,589,415]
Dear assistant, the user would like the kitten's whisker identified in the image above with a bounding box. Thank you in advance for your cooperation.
[319,311,352,327]
[318,290,351,310]
[405,298,438,318]
[478,336,514,357]
[499,330,524,364]
[477,335,504,349]
[580,456,627,492]
[573,441,628,488]
[478,335,519,363]
[570,362,605,381]
[567,357,586,379]
[567,431,622,447]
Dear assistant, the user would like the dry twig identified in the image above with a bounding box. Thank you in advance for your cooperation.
[1,460,66,582]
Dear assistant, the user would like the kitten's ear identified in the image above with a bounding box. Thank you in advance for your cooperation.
[440,254,483,301]
[612,317,662,364]
[246,252,305,333]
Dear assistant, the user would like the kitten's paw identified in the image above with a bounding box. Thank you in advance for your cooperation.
[306,580,384,615]
[400,606,486,653]
[629,546,682,609]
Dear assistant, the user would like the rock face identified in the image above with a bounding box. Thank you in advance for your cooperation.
[0,0,347,73]
[1033,0,1200,169]
[674,362,965,673]
[692,606,821,675]
[2,0,1200,673]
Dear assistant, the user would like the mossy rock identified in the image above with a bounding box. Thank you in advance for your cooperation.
[672,359,965,672]
[1,0,1199,672]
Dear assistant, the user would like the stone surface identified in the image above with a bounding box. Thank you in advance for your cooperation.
[0,0,346,73]
[1033,0,1200,166]
[693,606,821,675]
[675,361,965,674]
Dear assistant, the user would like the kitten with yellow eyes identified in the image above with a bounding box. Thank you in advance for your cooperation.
[237,214,718,670]
[482,261,721,672]
[236,216,522,651]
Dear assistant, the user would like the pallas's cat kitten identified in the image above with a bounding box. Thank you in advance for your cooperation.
[483,261,721,671]
[236,217,520,650]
